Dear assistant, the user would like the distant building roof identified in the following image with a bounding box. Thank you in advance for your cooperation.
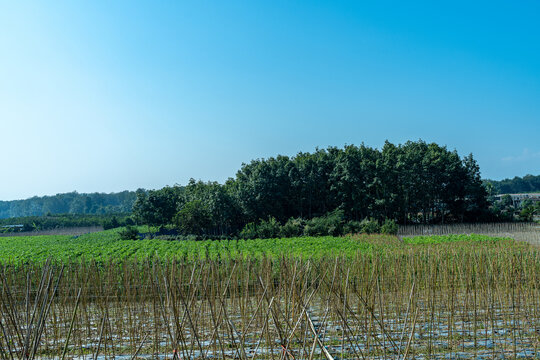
[494,193,540,199]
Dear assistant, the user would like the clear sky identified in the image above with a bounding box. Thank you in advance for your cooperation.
[1,1,539,200]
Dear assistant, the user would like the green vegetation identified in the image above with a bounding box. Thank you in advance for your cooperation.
[485,173,540,194]
[0,229,518,264]
[0,190,136,218]
[402,233,507,245]
[238,210,397,239]
[487,194,540,222]
[118,225,140,240]
[0,231,537,358]
[0,213,133,233]
[131,140,493,238]
[2,143,536,238]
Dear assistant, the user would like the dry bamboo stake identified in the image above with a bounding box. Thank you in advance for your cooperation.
[174,274,207,360]
[0,268,24,352]
[281,263,330,359]
[204,289,226,359]
[130,332,149,360]
[163,272,189,359]
[61,287,82,360]
[307,329,318,360]
[316,261,392,353]
[25,272,30,340]
[249,296,275,360]
[341,267,350,360]
[151,268,176,354]
[304,307,335,360]
[28,268,54,359]
[92,315,106,360]
[178,262,206,358]
[228,318,249,360]
[0,314,15,360]
[402,306,419,360]
[398,278,416,359]
[258,275,286,347]
[376,276,387,360]
[198,261,239,359]
[31,265,64,360]
[202,262,237,359]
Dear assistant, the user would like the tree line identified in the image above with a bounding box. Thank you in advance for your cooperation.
[0,213,133,233]
[0,191,137,219]
[485,174,540,195]
[132,140,494,237]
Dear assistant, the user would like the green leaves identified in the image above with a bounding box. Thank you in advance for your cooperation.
[174,200,212,236]
[0,230,522,265]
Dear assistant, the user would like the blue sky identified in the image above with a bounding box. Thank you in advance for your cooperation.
[1,1,539,200]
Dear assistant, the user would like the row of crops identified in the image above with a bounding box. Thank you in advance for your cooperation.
[0,227,525,263]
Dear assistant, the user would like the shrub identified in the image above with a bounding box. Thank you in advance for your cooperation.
[119,226,139,240]
[360,218,380,234]
[304,210,345,236]
[280,218,305,238]
[257,217,281,238]
[344,220,363,234]
[103,216,120,230]
[381,218,398,235]
[240,222,258,239]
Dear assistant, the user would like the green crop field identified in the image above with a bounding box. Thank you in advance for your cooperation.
[0,227,524,264]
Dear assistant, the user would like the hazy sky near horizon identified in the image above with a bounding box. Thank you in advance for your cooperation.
[1,1,539,200]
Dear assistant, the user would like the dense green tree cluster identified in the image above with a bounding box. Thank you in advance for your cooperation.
[133,141,491,236]
[485,174,540,194]
[0,191,137,219]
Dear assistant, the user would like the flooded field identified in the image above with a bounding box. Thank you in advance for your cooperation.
[30,295,540,359]
[1,236,539,359]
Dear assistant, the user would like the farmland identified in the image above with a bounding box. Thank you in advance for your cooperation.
[0,229,539,359]
[0,229,521,264]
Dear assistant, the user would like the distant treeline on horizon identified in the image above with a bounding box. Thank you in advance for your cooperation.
[485,174,540,195]
[0,143,538,220]
[0,191,137,219]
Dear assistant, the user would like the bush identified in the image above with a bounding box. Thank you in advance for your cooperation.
[304,210,345,236]
[280,218,305,238]
[360,218,380,234]
[240,222,258,239]
[381,219,398,235]
[256,217,281,238]
[343,220,363,234]
[103,216,120,230]
[119,226,139,240]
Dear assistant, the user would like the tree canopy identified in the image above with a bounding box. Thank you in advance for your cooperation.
[485,174,540,194]
[0,191,137,219]
[133,140,492,236]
